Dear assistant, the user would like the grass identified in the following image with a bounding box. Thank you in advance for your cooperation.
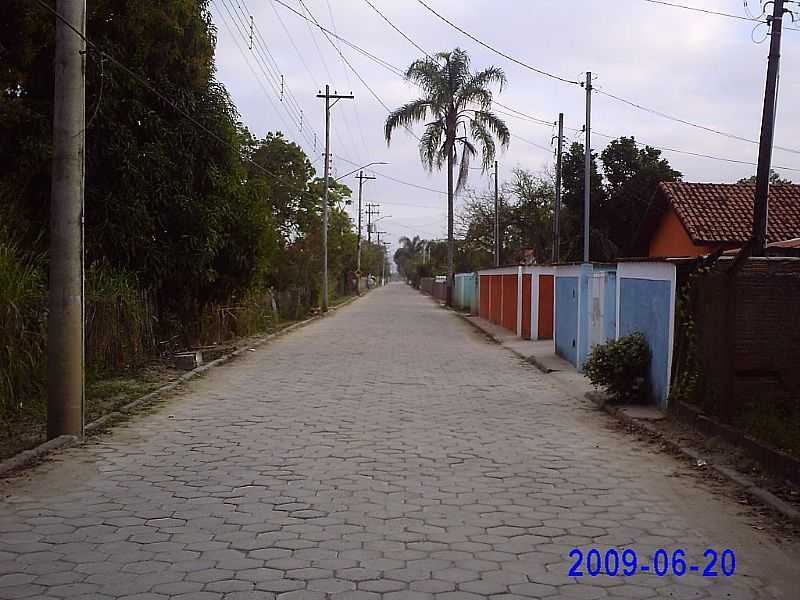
[0,236,47,423]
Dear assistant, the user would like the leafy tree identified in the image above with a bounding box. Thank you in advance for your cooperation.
[559,138,680,261]
[737,169,793,185]
[385,48,509,305]
[559,142,606,261]
[600,137,681,257]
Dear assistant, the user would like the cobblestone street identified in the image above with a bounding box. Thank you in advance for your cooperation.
[1,284,798,599]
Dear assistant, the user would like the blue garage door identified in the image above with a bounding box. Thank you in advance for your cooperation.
[619,278,671,405]
[555,277,579,366]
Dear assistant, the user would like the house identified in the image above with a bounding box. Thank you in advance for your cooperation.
[638,182,800,257]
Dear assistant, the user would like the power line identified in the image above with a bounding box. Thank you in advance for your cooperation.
[355,4,800,168]
[362,0,430,57]
[409,0,800,157]
[414,0,582,85]
[641,0,800,30]
[273,0,421,141]
[32,0,364,213]
[215,1,299,141]
[225,0,319,150]
[594,87,800,156]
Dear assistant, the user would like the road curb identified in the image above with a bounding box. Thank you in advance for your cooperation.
[445,298,800,527]
[593,396,800,526]
[0,293,365,478]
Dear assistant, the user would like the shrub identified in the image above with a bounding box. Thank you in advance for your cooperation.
[584,332,652,404]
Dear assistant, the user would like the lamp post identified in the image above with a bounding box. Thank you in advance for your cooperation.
[334,161,388,182]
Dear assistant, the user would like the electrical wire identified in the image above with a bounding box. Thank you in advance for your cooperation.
[273,0,421,141]
[34,0,467,231]
[643,0,800,31]
[226,0,319,150]
[414,0,582,85]
[412,0,800,156]
[594,87,800,156]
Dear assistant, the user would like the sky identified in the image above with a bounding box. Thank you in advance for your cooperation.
[207,0,800,261]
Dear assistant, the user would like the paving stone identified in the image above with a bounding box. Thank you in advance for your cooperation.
[0,285,797,599]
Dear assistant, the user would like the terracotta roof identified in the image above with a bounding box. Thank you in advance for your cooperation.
[659,182,800,244]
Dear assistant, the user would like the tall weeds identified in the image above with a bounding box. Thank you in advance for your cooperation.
[85,262,156,373]
[0,238,47,420]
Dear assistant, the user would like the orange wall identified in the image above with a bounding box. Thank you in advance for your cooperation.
[649,207,717,257]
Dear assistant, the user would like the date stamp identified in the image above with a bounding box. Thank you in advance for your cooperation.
[568,548,736,577]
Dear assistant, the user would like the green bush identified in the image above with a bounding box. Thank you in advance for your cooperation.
[584,332,652,404]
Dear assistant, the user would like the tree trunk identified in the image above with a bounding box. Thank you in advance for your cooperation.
[446,146,455,307]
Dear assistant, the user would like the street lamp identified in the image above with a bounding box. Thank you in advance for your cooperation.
[334,161,388,182]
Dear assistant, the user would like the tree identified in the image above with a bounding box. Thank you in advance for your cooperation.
[737,169,793,185]
[600,137,681,257]
[560,142,606,261]
[385,48,509,306]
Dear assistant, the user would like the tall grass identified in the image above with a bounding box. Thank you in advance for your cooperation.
[0,238,47,420]
[85,262,156,373]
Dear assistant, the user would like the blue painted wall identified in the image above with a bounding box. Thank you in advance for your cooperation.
[618,278,672,406]
[455,273,478,312]
[603,272,617,342]
[555,277,579,366]
[577,264,593,369]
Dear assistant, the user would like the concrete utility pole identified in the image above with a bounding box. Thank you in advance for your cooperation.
[316,85,353,311]
[583,72,592,264]
[355,171,376,293]
[494,160,500,268]
[48,0,86,439]
[366,203,379,244]
[381,242,390,286]
[752,0,789,255]
[553,113,564,263]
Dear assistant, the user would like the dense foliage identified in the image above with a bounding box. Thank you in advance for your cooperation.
[0,2,375,419]
[584,332,652,404]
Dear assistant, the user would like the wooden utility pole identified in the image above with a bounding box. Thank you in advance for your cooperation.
[752,0,788,255]
[553,113,564,263]
[494,160,500,268]
[355,170,375,293]
[316,85,353,311]
[49,0,86,439]
[583,72,592,264]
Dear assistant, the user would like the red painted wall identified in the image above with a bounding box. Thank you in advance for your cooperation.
[538,275,554,340]
[649,207,717,257]
[501,275,518,333]
[479,275,490,319]
[490,276,502,324]
[522,274,532,339]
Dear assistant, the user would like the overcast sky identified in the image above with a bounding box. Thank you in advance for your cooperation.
[208,0,800,259]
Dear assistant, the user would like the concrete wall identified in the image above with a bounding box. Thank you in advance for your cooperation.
[616,262,677,407]
[467,261,677,406]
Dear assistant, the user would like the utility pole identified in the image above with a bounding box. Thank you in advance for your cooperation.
[494,160,500,268]
[366,203,379,244]
[583,72,592,264]
[355,171,376,293]
[382,242,390,286]
[316,85,353,311]
[553,113,564,263]
[49,0,86,439]
[752,0,789,255]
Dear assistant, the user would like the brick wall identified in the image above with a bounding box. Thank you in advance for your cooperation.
[692,258,800,455]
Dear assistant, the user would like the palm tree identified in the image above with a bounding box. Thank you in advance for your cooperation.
[385,48,509,306]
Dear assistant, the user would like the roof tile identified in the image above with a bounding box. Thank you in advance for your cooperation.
[659,182,800,244]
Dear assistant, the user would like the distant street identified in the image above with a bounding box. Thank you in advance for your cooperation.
[1,284,798,599]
